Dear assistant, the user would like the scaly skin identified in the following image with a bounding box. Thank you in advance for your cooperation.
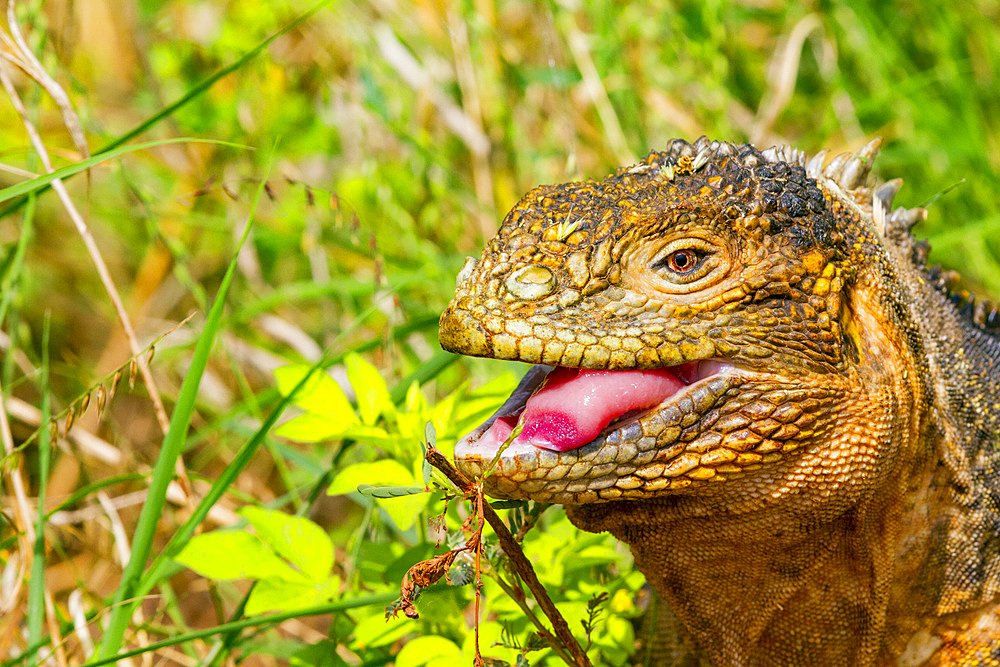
[439,137,1000,665]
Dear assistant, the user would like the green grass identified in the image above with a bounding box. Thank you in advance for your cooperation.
[3,1,1000,665]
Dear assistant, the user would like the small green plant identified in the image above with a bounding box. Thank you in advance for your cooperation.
[170,355,643,665]
[176,506,339,615]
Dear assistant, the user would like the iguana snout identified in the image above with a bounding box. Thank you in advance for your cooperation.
[440,136,1000,663]
[454,360,747,501]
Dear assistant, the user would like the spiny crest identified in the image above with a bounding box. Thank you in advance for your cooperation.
[663,136,1000,336]
[794,137,1000,336]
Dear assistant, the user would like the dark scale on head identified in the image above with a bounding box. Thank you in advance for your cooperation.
[441,136,1000,663]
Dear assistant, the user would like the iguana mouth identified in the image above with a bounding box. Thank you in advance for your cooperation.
[456,360,737,463]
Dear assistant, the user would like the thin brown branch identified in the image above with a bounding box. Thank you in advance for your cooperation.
[0,373,68,666]
[4,2,89,159]
[0,36,198,514]
[425,447,593,667]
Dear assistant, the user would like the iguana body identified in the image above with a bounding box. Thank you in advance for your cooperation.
[439,137,1000,665]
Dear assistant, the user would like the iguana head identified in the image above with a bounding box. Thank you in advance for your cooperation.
[440,137,919,513]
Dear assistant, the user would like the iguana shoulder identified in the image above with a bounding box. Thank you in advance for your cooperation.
[440,137,1000,665]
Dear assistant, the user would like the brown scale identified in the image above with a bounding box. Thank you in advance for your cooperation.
[441,136,1000,664]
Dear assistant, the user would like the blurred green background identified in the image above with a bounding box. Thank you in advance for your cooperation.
[3,0,999,664]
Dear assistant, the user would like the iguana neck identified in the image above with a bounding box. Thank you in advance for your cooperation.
[569,475,909,665]
[889,246,1000,616]
[566,273,930,664]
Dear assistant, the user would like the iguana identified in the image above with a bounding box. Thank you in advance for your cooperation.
[438,137,1000,665]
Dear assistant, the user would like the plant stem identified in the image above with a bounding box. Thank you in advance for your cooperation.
[424,447,593,667]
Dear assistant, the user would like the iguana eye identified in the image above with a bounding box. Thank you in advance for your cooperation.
[651,242,718,285]
[633,235,730,294]
[663,249,703,275]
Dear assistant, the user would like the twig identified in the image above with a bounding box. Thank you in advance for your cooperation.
[425,447,593,667]
[0,22,199,514]
[2,3,89,159]
[0,373,68,666]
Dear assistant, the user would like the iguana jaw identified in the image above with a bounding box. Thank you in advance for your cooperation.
[454,360,762,503]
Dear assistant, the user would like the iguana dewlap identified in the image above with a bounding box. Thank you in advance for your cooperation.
[440,137,1000,665]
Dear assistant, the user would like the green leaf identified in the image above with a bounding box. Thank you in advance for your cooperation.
[404,380,426,414]
[395,635,462,667]
[339,424,399,449]
[175,531,297,581]
[328,459,416,495]
[274,413,348,443]
[328,460,427,530]
[357,484,425,498]
[351,610,410,649]
[344,353,393,425]
[240,506,334,581]
[275,365,357,425]
[245,575,340,615]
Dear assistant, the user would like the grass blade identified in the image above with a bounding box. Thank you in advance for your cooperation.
[96,181,260,659]
[26,316,49,649]
[0,0,331,220]
[84,593,396,667]
[0,138,247,205]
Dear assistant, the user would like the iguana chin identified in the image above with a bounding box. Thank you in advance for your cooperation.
[438,137,1000,665]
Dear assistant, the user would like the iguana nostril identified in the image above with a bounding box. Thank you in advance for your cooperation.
[505,265,556,300]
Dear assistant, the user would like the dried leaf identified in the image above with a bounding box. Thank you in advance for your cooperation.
[393,530,481,620]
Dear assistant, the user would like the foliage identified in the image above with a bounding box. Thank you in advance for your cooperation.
[176,506,340,615]
[2,0,999,665]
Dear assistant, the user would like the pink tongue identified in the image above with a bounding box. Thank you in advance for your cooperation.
[483,367,684,452]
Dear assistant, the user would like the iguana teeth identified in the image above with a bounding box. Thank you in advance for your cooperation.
[888,206,927,231]
[856,136,883,162]
[839,155,869,190]
[874,179,903,210]
[805,149,829,179]
[824,152,850,181]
